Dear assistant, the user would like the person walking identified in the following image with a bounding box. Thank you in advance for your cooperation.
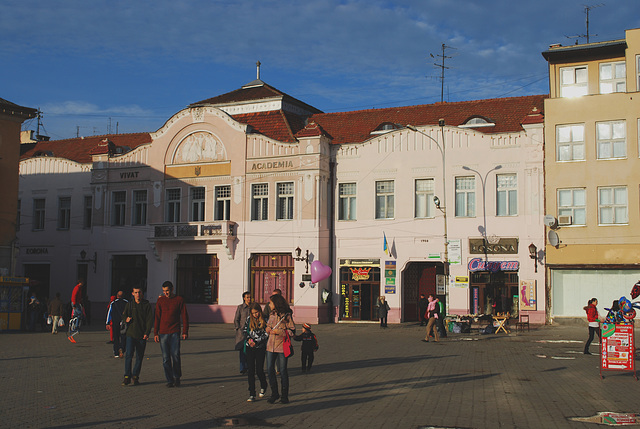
[423,294,440,342]
[418,294,428,326]
[121,287,153,386]
[377,296,390,328]
[68,280,85,342]
[234,292,252,374]
[48,292,64,334]
[243,302,269,402]
[106,291,128,358]
[583,298,601,355]
[294,323,319,373]
[154,281,189,387]
[265,294,296,404]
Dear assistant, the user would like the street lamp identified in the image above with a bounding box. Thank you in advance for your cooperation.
[294,246,310,273]
[528,243,538,273]
[461,165,502,257]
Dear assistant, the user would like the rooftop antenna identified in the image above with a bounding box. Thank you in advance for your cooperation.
[430,43,455,103]
[256,60,261,80]
[565,4,603,44]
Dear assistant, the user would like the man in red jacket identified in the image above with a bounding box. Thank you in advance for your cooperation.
[154,281,189,387]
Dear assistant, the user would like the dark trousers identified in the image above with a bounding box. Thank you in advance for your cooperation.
[159,332,182,382]
[239,349,247,372]
[301,350,314,371]
[380,315,388,327]
[124,336,146,378]
[246,346,267,396]
[584,326,601,353]
[266,351,289,398]
[113,324,126,356]
[419,310,428,326]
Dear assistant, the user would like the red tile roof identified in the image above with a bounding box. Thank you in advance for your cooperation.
[231,110,308,143]
[303,95,546,145]
[20,133,152,164]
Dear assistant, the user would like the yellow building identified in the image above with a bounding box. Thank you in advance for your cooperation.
[542,28,640,320]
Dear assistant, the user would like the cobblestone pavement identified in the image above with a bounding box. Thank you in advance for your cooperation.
[1,321,639,429]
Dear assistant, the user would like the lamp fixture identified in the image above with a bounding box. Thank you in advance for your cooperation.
[528,243,538,273]
[433,195,441,210]
[79,250,97,273]
[294,247,310,273]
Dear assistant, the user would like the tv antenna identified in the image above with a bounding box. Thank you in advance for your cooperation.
[430,43,455,103]
[566,4,604,44]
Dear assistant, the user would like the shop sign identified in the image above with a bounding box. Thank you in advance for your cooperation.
[448,239,462,265]
[601,324,635,373]
[385,277,395,286]
[468,258,519,273]
[340,259,379,267]
[385,285,396,294]
[25,247,49,255]
[469,238,518,254]
[350,267,371,281]
[119,171,140,179]
[251,160,294,171]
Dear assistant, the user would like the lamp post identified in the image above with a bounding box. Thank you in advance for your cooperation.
[406,121,449,311]
[461,165,502,257]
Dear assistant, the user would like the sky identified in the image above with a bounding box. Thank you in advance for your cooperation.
[2,0,640,141]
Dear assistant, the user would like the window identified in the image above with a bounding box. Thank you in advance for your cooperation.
[599,186,628,225]
[556,124,585,161]
[215,185,231,221]
[415,179,434,218]
[455,177,475,217]
[277,182,294,220]
[33,198,45,231]
[375,180,394,219]
[190,187,205,222]
[600,61,626,94]
[252,184,268,221]
[16,199,20,231]
[557,188,586,225]
[132,190,147,226]
[637,55,640,91]
[57,197,71,230]
[166,188,181,223]
[83,196,92,229]
[496,174,517,216]
[111,191,126,226]
[560,66,587,97]
[338,183,357,220]
[597,120,626,159]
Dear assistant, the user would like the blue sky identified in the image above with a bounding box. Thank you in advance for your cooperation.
[2,0,639,140]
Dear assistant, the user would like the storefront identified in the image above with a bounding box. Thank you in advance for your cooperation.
[339,259,380,321]
[468,257,520,316]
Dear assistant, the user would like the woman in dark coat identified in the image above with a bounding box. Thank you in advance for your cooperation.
[377,296,390,328]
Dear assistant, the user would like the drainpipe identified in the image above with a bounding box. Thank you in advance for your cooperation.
[328,159,336,323]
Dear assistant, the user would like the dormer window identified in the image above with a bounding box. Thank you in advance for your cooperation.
[113,146,131,155]
[33,150,54,157]
[460,116,495,129]
[370,122,400,135]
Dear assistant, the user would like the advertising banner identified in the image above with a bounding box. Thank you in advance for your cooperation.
[600,324,636,379]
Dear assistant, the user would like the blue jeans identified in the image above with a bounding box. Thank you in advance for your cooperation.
[266,351,289,397]
[159,332,182,382]
[124,336,147,378]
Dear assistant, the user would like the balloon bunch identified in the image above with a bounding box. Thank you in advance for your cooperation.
[604,295,640,325]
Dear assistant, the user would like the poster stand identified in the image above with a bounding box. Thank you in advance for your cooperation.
[600,324,637,380]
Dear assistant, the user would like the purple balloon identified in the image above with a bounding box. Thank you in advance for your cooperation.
[311,260,332,283]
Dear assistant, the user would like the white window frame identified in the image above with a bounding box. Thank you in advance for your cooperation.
[251,183,268,221]
[556,124,585,162]
[33,198,45,231]
[57,196,71,230]
[598,186,628,225]
[560,65,588,97]
[596,120,626,159]
[190,186,206,222]
[165,188,181,223]
[599,61,626,94]
[132,190,147,226]
[415,178,434,219]
[557,188,586,226]
[375,180,395,219]
[338,183,357,221]
[111,191,126,226]
[455,176,475,218]
[214,185,231,221]
[276,182,294,221]
[496,174,517,217]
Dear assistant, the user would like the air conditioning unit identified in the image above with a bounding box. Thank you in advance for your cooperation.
[558,215,573,226]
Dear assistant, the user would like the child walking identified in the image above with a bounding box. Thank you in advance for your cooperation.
[294,323,318,373]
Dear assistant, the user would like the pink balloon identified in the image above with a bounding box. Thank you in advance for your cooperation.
[311,260,332,283]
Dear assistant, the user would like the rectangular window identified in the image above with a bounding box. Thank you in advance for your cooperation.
[557,188,586,225]
[166,188,181,223]
[33,198,45,231]
[252,184,268,221]
[496,174,517,216]
[556,124,585,161]
[214,185,231,221]
[597,120,626,159]
[560,65,588,97]
[111,191,126,226]
[132,190,147,226]
[277,182,294,220]
[338,183,357,221]
[57,197,71,230]
[375,180,394,219]
[415,178,434,218]
[600,61,626,94]
[455,176,476,217]
[83,196,92,229]
[190,187,206,222]
[599,186,628,225]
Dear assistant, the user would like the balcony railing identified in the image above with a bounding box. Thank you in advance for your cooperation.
[151,221,237,241]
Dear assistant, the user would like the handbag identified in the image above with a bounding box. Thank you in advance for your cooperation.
[283,329,294,358]
[47,315,52,325]
[119,320,127,335]
[58,317,65,327]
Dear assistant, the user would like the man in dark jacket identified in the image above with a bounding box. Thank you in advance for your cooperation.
[121,287,153,386]
[106,291,128,358]
[48,292,64,334]
[234,291,251,374]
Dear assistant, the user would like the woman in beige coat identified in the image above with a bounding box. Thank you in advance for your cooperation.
[265,294,296,404]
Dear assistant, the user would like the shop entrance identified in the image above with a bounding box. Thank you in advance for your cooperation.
[470,271,518,316]
[111,255,148,297]
[339,264,380,321]
[177,254,219,304]
[402,262,446,322]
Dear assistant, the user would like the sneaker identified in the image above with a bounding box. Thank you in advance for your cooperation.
[68,336,77,343]
[174,378,180,387]
[133,377,140,386]
[247,396,256,402]
[122,376,131,386]
[259,389,266,398]
[118,349,124,358]
[114,355,119,359]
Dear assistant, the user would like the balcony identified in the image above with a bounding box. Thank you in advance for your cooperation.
[148,221,238,259]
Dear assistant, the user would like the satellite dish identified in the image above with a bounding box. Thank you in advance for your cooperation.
[544,215,558,229]
[548,230,560,247]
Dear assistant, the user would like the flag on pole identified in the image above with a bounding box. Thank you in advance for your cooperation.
[383,232,389,255]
